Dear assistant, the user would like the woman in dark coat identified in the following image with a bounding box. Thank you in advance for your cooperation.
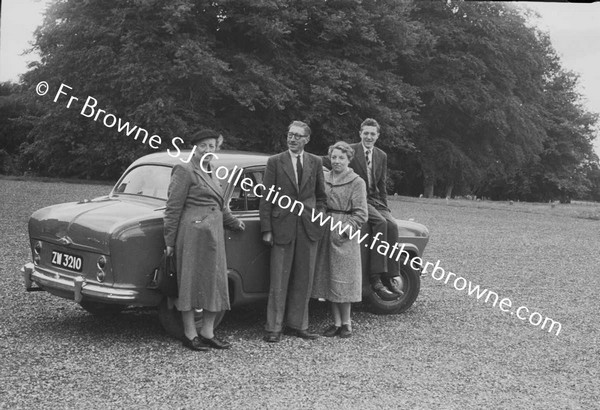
[164,129,244,351]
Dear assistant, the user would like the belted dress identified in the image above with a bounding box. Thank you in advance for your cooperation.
[312,168,368,303]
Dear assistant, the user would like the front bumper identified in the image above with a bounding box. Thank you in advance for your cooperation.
[21,263,138,303]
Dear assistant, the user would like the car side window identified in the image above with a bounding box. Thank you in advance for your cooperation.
[229,169,264,211]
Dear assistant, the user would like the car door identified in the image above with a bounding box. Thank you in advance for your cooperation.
[224,166,271,294]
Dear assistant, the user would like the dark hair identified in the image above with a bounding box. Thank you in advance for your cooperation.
[360,118,380,133]
[189,129,224,148]
[288,120,311,138]
[328,141,355,161]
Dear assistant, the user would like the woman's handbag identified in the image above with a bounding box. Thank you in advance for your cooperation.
[149,252,178,297]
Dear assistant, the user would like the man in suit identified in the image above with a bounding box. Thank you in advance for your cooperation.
[259,120,327,343]
[345,118,403,300]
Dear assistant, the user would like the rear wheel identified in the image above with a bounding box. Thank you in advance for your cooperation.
[158,298,226,340]
[363,262,420,315]
[80,301,127,316]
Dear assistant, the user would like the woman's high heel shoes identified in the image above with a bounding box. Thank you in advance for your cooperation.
[182,336,210,351]
[199,335,231,349]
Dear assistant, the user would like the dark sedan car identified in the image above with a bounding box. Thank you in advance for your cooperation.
[21,150,429,338]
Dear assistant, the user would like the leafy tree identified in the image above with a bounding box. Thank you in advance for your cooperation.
[21,0,229,178]
[0,82,35,174]
[14,0,600,202]
[476,39,599,201]
[585,161,600,202]
[518,69,599,202]
[406,0,556,198]
[20,0,424,179]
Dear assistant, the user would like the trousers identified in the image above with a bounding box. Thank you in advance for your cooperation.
[367,203,399,279]
[265,222,318,332]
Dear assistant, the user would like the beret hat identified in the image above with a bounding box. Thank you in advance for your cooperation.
[188,129,220,145]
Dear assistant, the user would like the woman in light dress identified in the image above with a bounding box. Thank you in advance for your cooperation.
[312,141,368,338]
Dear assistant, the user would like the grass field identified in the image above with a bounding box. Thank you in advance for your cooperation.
[1,179,598,409]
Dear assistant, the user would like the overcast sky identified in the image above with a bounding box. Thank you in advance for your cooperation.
[1,0,599,156]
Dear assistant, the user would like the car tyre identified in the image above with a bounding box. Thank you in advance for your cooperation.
[363,262,420,315]
[80,301,127,316]
[158,298,226,340]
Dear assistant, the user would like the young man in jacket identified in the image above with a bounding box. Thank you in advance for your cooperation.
[324,118,403,300]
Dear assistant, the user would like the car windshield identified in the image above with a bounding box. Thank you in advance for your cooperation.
[112,165,172,199]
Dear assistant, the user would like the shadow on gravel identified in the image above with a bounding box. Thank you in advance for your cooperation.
[24,297,421,345]
[24,307,165,343]
[217,298,423,335]
[218,301,267,335]
[217,299,332,335]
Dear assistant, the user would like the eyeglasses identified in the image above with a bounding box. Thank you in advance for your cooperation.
[287,132,307,140]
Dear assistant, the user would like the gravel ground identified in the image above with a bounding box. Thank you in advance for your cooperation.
[1,179,598,409]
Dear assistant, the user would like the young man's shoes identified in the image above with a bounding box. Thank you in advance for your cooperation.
[182,336,209,351]
[371,277,398,301]
[322,325,341,337]
[385,276,405,296]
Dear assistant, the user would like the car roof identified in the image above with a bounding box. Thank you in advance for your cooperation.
[128,150,270,170]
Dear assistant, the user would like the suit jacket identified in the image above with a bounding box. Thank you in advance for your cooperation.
[259,151,327,245]
[323,143,388,207]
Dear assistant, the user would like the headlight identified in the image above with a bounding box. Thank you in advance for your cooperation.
[96,270,106,282]
[97,256,106,269]
[96,256,107,282]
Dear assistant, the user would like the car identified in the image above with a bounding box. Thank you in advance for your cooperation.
[21,150,429,338]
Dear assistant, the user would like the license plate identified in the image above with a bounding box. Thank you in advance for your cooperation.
[51,250,83,272]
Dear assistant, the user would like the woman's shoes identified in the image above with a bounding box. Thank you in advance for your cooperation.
[182,336,209,351]
[322,324,352,338]
[183,335,231,350]
[199,335,232,349]
[323,325,341,337]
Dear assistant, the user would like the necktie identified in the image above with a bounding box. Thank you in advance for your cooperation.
[365,149,372,188]
[296,154,303,186]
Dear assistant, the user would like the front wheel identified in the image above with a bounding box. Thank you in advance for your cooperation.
[158,298,226,340]
[363,263,421,315]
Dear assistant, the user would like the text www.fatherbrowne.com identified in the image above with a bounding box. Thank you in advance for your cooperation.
[310,209,562,337]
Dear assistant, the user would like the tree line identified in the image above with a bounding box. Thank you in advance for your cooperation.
[1,0,598,202]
